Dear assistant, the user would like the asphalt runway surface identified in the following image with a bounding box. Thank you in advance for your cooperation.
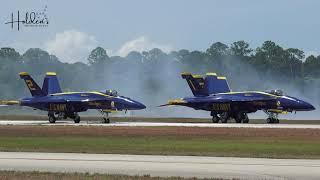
[0,120,320,129]
[0,152,319,179]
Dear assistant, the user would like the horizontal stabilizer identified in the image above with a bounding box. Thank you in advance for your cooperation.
[158,99,187,107]
[0,100,20,106]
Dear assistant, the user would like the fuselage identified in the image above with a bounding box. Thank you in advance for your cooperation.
[178,91,315,113]
[20,91,146,113]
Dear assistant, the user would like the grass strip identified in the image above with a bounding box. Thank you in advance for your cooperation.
[0,136,319,159]
[0,171,223,180]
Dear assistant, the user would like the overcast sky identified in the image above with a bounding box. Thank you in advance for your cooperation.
[0,0,319,63]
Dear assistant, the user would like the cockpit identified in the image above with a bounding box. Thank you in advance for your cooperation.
[265,89,284,96]
[105,89,118,97]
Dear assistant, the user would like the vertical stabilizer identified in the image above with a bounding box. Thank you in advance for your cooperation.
[19,72,45,97]
[182,72,231,96]
[42,72,62,95]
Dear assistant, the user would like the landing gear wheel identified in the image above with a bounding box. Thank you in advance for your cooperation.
[212,116,220,123]
[103,117,110,124]
[267,118,274,124]
[74,115,80,123]
[235,113,242,123]
[242,114,249,123]
[235,112,248,123]
[48,115,56,124]
[220,112,229,123]
[221,118,228,123]
[264,110,279,124]
[243,119,249,123]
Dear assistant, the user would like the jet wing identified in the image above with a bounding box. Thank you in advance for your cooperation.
[187,95,277,103]
[160,95,276,106]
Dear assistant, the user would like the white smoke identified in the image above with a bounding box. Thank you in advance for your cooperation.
[115,36,173,57]
[45,30,98,63]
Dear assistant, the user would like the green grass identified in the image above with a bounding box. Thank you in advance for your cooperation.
[0,136,319,159]
[0,171,220,180]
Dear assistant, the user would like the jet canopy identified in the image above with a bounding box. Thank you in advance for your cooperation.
[105,89,118,96]
[266,89,284,96]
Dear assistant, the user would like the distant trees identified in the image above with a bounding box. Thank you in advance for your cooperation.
[1,40,320,105]
[304,55,320,78]
[230,41,252,57]
[87,47,110,65]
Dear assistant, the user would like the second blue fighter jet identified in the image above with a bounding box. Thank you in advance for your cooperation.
[160,72,315,123]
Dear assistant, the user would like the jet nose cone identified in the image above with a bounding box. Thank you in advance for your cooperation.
[305,102,315,111]
[297,100,315,111]
[133,101,146,110]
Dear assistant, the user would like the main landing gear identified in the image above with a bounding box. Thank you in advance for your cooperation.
[264,110,279,124]
[211,112,229,123]
[235,112,249,123]
[48,112,80,123]
[211,112,249,123]
[99,110,110,123]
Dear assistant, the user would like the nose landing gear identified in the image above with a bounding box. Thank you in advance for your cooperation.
[264,110,280,124]
[99,110,110,123]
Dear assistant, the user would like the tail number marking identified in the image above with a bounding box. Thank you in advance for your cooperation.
[212,103,231,111]
[25,80,36,91]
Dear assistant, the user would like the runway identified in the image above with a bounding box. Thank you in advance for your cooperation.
[0,152,319,179]
[0,120,320,129]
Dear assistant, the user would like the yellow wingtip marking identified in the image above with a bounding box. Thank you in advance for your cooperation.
[217,76,227,79]
[206,72,217,76]
[46,72,57,76]
[181,72,191,75]
[192,75,203,78]
[19,72,29,76]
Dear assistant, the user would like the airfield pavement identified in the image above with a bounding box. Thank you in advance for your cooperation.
[1,120,320,129]
[0,152,319,179]
[0,118,319,179]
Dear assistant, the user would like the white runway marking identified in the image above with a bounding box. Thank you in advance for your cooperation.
[0,152,319,179]
[0,120,320,129]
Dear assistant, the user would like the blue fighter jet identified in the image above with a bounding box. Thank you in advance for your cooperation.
[0,72,146,123]
[160,72,315,123]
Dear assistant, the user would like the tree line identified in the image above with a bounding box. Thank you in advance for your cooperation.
[0,40,319,107]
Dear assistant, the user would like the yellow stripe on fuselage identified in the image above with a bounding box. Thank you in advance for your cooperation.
[218,91,280,97]
[51,91,113,97]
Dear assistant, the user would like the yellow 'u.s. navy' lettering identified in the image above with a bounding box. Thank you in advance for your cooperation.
[212,103,231,111]
[49,104,67,111]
